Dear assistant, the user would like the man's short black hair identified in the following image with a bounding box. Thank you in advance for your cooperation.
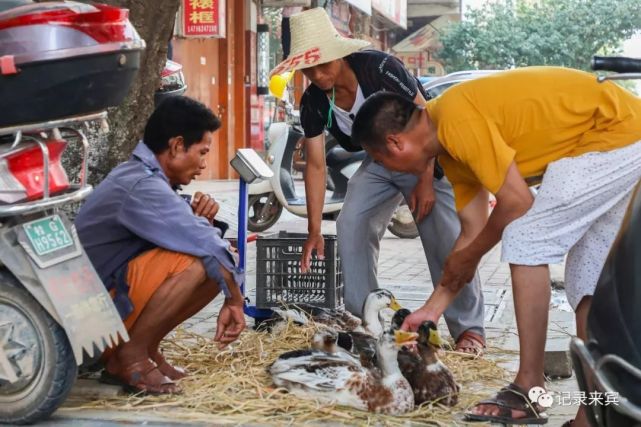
[143,96,221,154]
[352,92,417,152]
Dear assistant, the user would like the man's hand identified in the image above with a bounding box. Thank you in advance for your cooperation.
[401,305,439,332]
[408,178,436,223]
[440,248,480,293]
[301,233,324,273]
[214,299,246,349]
[191,191,220,223]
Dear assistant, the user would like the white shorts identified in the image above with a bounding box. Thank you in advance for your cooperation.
[502,140,641,310]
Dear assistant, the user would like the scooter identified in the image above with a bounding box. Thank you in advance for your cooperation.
[570,55,641,427]
[247,95,363,231]
[0,1,143,423]
[247,88,419,238]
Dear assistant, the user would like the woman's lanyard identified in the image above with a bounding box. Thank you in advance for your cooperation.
[326,86,336,129]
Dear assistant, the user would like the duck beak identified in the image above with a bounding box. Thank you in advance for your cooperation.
[428,328,445,347]
[394,330,418,347]
[389,297,402,312]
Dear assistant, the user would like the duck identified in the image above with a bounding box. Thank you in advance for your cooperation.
[399,320,459,406]
[269,329,418,415]
[389,311,459,406]
[310,329,363,365]
[272,303,363,331]
[317,290,403,368]
[359,289,402,336]
[390,308,412,331]
[255,304,360,333]
[312,327,379,369]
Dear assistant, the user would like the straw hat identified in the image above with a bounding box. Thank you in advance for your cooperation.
[270,7,370,77]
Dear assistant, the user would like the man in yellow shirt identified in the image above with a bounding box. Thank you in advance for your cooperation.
[351,66,641,426]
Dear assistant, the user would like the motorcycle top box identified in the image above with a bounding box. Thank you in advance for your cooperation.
[0,1,145,127]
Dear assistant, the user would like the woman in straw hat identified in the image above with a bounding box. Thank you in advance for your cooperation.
[270,7,486,355]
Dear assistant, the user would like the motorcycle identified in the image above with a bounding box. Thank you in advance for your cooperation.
[0,1,144,423]
[570,55,641,427]
[155,59,188,107]
[247,91,419,239]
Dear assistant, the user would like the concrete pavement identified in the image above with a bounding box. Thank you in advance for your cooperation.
[54,179,582,426]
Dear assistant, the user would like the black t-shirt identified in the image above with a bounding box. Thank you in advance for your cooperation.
[299,50,442,178]
[300,50,427,152]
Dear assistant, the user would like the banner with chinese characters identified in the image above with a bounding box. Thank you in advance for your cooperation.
[182,0,226,38]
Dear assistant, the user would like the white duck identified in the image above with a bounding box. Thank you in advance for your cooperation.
[269,330,417,415]
[359,289,402,335]
[325,289,402,368]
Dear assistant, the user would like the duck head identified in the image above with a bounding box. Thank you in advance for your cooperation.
[390,308,412,331]
[418,321,445,348]
[311,329,339,353]
[376,329,419,375]
[362,289,402,336]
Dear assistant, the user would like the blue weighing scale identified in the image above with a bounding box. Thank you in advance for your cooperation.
[230,148,274,320]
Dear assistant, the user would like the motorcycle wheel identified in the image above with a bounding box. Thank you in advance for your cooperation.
[0,272,77,425]
[248,193,283,232]
[387,204,419,239]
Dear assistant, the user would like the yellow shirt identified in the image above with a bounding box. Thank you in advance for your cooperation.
[425,66,641,211]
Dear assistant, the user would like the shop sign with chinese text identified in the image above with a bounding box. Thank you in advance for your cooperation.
[182,0,226,38]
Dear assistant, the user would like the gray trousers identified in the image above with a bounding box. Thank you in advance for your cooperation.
[336,157,485,340]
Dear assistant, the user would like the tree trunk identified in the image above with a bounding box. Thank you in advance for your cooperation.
[58,0,181,185]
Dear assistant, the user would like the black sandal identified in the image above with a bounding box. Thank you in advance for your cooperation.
[464,383,549,425]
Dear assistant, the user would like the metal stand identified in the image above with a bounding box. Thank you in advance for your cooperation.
[237,178,272,320]
[229,148,274,320]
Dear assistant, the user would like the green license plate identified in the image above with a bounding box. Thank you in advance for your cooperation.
[23,215,73,256]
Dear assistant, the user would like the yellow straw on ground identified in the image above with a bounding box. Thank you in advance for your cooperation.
[64,321,511,426]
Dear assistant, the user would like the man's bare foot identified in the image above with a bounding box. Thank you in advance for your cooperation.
[151,350,187,380]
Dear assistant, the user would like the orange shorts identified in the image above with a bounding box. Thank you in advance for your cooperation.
[123,248,197,330]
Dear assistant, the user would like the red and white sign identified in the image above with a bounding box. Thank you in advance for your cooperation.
[182,0,226,38]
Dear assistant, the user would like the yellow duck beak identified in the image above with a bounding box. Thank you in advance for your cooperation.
[389,297,402,312]
[394,330,419,347]
[268,71,294,99]
[428,328,445,347]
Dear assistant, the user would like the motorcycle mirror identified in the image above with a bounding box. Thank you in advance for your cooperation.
[269,71,294,99]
